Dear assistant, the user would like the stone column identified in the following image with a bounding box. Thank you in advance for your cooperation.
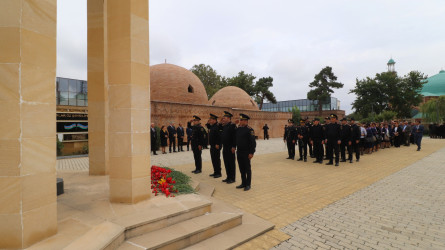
[0,0,57,248]
[107,0,151,203]
[88,0,109,175]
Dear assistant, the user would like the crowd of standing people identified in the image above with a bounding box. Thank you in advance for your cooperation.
[284,114,425,167]
[150,111,256,191]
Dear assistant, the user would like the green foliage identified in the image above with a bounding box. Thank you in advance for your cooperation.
[350,71,427,118]
[57,137,64,156]
[289,106,301,124]
[254,76,277,109]
[81,144,89,154]
[377,110,397,122]
[421,96,445,123]
[227,71,257,96]
[190,64,227,98]
[163,167,195,194]
[307,66,344,116]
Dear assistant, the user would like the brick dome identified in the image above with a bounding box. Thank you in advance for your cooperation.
[209,86,259,110]
[150,63,208,105]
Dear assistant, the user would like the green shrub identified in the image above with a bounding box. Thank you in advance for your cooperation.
[57,137,64,156]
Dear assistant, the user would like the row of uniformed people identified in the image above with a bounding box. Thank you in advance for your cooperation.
[188,111,256,191]
[284,114,362,166]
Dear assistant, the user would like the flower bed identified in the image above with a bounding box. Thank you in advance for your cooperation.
[151,165,194,197]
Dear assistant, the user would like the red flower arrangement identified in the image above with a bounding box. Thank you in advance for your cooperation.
[151,165,178,197]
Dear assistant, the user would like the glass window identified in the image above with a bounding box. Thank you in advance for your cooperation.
[68,79,77,92]
[58,78,69,92]
[59,92,69,105]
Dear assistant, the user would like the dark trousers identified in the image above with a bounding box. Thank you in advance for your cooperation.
[237,151,251,187]
[151,142,157,154]
[192,147,202,171]
[308,142,313,157]
[298,139,307,159]
[186,137,191,150]
[340,141,351,160]
[350,141,360,160]
[169,137,176,152]
[313,140,323,162]
[210,147,221,175]
[177,138,184,151]
[415,134,422,149]
[394,135,401,147]
[264,132,269,140]
[326,141,340,163]
[287,140,295,159]
[222,148,236,181]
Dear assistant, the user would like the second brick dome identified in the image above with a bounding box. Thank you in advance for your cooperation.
[209,86,259,111]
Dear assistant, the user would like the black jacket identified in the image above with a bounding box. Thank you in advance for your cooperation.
[235,126,256,154]
[221,122,237,150]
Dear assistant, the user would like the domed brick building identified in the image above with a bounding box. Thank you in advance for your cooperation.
[150,63,208,105]
[149,63,290,139]
[209,86,259,110]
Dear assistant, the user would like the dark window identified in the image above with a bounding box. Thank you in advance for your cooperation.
[188,85,194,93]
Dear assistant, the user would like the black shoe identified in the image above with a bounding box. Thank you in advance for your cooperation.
[191,170,197,173]
[244,186,251,191]
[227,179,235,184]
[356,159,360,162]
[417,148,420,151]
[209,173,215,177]
[313,160,319,163]
[213,174,222,178]
[335,163,339,167]
[193,170,201,174]
[297,158,303,161]
[286,157,292,159]
[319,161,323,164]
[153,153,158,155]
[173,151,177,153]
[326,162,333,165]
[236,184,245,189]
[304,158,307,162]
[340,159,346,162]
[222,179,228,182]
[310,155,315,158]
[350,160,353,163]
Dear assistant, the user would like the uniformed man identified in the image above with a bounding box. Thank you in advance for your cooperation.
[309,118,325,163]
[207,114,222,178]
[339,118,352,163]
[349,118,361,162]
[306,119,314,158]
[323,117,330,160]
[284,119,297,160]
[190,116,206,174]
[325,114,341,166]
[297,119,309,162]
[221,111,237,184]
[235,113,256,191]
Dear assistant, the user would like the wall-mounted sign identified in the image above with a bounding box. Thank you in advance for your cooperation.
[57,122,88,133]
[56,113,88,121]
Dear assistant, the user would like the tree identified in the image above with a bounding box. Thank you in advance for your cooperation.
[421,96,445,123]
[190,64,227,98]
[350,71,426,118]
[307,66,344,116]
[227,71,256,96]
[254,76,277,109]
[289,106,301,124]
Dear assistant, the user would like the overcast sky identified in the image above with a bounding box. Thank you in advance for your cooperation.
[57,0,445,113]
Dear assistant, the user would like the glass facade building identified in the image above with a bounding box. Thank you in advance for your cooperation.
[56,77,88,106]
[261,97,340,112]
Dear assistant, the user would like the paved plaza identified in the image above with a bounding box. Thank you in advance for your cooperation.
[56,138,445,249]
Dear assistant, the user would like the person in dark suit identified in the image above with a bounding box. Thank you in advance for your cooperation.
[349,118,361,162]
[159,126,168,154]
[190,116,206,174]
[262,124,269,140]
[221,111,237,184]
[284,119,297,160]
[393,121,402,147]
[325,114,341,166]
[309,118,325,164]
[297,119,309,162]
[413,120,424,151]
[150,123,158,155]
[339,118,351,163]
[167,122,176,153]
[186,124,192,151]
[176,123,185,152]
[207,114,222,178]
[235,113,256,191]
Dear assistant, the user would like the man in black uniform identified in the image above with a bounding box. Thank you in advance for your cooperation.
[167,122,177,153]
[297,119,309,162]
[339,118,352,163]
[190,116,206,174]
[176,123,185,152]
[322,117,330,160]
[207,114,222,178]
[306,119,314,158]
[309,118,324,164]
[325,114,341,166]
[263,124,270,140]
[221,111,237,184]
[235,113,256,191]
[284,119,297,160]
[349,118,361,162]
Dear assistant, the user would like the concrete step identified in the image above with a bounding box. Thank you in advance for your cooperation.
[65,194,212,250]
[121,212,242,250]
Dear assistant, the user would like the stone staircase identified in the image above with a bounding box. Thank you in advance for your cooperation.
[64,191,273,250]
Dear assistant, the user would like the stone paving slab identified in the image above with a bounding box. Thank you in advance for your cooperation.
[273,146,445,250]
